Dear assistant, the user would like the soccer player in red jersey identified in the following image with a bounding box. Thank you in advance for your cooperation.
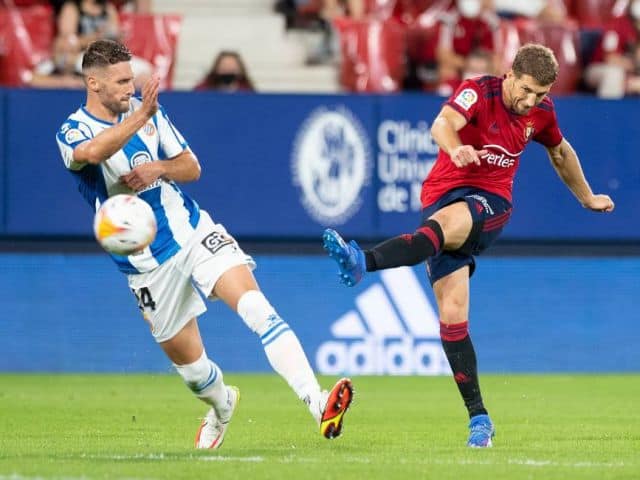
[323,43,615,448]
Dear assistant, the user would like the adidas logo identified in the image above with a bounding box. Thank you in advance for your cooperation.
[315,267,450,375]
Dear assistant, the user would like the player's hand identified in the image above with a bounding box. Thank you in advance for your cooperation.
[450,145,488,168]
[582,194,615,213]
[120,162,162,191]
[140,76,159,119]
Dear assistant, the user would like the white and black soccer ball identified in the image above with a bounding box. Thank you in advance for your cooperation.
[93,194,157,255]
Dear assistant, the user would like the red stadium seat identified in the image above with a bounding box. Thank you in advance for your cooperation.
[570,0,617,29]
[0,4,54,86]
[389,0,452,25]
[543,22,582,94]
[405,21,440,64]
[364,0,396,18]
[497,18,582,94]
[334,17,406,92]
[404,0,451,62]
[119,13,182,90]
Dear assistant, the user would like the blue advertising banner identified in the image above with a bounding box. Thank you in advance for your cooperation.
[0,90,5,233]
[374,95,444,236]
[164,94,378,238]
[5,89,90,235]
[0,253,638,373]
[0,89,638,240]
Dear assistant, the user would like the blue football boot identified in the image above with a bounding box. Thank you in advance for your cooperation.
[322,229,366,287]
[467,414,495,448]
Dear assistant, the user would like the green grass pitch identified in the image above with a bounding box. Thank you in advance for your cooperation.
[0,374,638,480]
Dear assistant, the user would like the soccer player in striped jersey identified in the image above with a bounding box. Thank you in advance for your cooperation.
[323,44,614,448]
[56,39,353,449]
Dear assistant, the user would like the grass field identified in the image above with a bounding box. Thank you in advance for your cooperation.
[0,374,638,480]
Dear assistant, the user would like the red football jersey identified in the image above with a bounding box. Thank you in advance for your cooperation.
[421,76,563,207]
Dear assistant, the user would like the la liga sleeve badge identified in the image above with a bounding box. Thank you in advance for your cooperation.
[453,88,478,111]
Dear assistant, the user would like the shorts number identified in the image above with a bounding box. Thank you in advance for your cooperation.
[132,287,156,312]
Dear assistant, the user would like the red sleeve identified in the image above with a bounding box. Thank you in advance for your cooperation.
[444,79,483,122]
[533,102,563,147]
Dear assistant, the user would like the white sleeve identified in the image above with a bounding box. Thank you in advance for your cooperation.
[154,105,189,159]
[56,119,93,170]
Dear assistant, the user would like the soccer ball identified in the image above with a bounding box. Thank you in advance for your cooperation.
[93,194,157,255]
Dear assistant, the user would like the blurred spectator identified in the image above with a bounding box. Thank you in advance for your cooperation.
[436,0,501,95]
[50,0,151,16]
[57,0,120,50]
[27,32,85,88]
[585,0,640,98]
[111,0,152,13]
[319,0,365,20]
[461,48,493,79]
[494,0,567,22]
[274,0,365,64]
[53,0,152,88]
[194,51,255,92]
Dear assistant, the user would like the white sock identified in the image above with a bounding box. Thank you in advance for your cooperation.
[237,290,323,410]
[174,351,230,417]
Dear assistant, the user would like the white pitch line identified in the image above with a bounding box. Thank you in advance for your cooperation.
[198,456,263,463]
[23,454,632,470]
[423,458,628,469]
[77,453,263,463]
[0,475,151,480]
[1,474,155,480]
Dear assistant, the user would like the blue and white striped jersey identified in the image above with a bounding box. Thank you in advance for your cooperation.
[56,98,200,274]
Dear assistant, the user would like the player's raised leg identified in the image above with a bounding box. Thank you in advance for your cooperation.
[323,202,472,286]
[433,267,494,448]
[213,264,354,438]
[159,318,239,449]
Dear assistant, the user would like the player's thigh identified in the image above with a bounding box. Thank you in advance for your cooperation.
[212,265,260,312]
[432,266,470,325]
[127,254,207,343]
[188,211,257,307]
[429,200,473,250]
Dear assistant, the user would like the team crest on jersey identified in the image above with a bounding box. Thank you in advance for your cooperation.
[143,123,156,136]
[524,121,535,141]
[130,151,152,167]
[454,88,478,111]
[291,106,371,225]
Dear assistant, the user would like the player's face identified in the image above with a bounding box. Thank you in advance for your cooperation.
[506,72,552,115]
[94,62,136,114]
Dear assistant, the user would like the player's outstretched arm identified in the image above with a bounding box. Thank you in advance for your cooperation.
[73,77,160,165]
[545,139,615,213]
[431,106,487,167]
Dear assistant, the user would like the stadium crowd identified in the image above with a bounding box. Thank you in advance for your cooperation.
[1,0,639,98]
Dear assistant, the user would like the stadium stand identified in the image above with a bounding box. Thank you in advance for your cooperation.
[499,17,582,94]
[0,3,54,86]
[0,2,179,89]
[153,0,341,91]
[118,12,181,90]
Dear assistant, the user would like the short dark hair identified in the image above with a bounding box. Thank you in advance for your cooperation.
[82,39,132,71]
[512,43,559,86]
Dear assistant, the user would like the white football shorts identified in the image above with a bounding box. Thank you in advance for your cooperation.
[127,210,256,343]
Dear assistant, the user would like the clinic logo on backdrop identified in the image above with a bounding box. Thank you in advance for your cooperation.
[315,267,450,376]
[291,106,371,225]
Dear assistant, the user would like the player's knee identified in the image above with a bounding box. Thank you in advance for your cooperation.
[438,302,467,326]
[237,289,284,337]
[174,350,219,394]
